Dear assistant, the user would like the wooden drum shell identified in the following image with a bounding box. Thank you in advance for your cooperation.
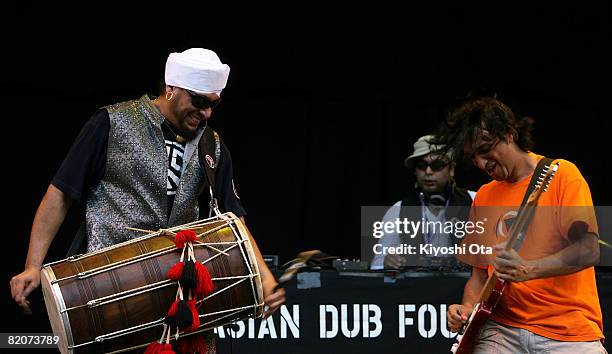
[41,213,263,353]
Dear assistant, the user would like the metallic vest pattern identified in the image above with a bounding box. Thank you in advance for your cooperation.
[85,95,205,251]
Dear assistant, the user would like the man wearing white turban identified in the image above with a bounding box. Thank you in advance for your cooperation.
[11,48,285,353]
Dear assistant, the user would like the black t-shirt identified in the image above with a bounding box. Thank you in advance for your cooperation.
[161,119,187,210]
[51,109,246,219]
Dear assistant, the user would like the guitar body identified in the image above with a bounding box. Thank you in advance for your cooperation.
[451,279,506,354]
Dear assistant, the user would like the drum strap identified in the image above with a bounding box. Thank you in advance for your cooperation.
[66,222,87,257]
[198,126,222,215]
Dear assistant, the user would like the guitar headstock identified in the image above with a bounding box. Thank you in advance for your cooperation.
[527,161,560,204]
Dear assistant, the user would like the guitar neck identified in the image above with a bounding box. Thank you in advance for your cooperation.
[478,269,499,302]
[477,201,538,302]
[504,204,536,252]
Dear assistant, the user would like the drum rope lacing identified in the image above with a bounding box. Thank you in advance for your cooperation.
[44,213,265,352]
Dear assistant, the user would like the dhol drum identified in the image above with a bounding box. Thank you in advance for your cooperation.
[41,212,264,353]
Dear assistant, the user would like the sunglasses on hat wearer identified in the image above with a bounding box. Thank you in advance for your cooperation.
[415,159,449,172]
[185,89,222,110]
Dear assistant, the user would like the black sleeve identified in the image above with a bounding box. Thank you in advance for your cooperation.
[51,109,109,201]
[215,140,247,217]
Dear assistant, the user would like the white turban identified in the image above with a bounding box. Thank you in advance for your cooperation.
[165,48,230,95]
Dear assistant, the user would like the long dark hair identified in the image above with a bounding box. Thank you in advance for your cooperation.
[436,95,535,161]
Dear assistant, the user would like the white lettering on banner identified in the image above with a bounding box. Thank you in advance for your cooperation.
[320,305,339,338]
[249,318,255,338]
[399,304,456,339]
[363,304,382,338]
[213,321,245,338]
[341,304,360,338]
[418,304,437,338]
[439,305,456,339]
[258,316,277,338]
[231,321,246,338]
[213,303,457,340]
[322,304,383,339]
[398,304,416,338]
[215,305,300,339]
[280,305,300,338]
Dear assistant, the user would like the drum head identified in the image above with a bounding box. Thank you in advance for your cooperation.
[232,216,265,317]
[41,267,71,354]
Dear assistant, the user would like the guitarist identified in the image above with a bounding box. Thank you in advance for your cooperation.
[441,96,605,353]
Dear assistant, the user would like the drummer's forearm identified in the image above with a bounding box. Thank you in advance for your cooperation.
[240,217,276,284]
[25,185,72,269]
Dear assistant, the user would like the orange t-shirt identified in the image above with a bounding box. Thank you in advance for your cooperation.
[466,153,603,341]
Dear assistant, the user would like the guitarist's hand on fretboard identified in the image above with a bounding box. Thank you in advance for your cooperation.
[492,242,536,282]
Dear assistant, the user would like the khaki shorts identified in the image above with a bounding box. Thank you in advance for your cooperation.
[472,320,607,354]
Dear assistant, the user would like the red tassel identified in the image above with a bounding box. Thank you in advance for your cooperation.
[167,300,179,317]
[175,334,207,354]
[174,230,197,248]
[165,299,193,328]
[184,230,197,242]
[174,232,187,248]
[144,341,163,354]
[159,343,175,354]
[185,299,200,332]
[167,262,184,280]
[194,262,214,297]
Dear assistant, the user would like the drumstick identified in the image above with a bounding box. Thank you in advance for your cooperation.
[125,227,177,236]
[125,226,156,233]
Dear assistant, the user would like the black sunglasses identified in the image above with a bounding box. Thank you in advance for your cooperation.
[415,159,449,172]
[186,90,222,110]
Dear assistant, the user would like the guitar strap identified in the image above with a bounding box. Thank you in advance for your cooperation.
[512,157,553,251]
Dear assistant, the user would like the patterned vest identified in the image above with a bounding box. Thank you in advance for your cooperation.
[85,95,205,251]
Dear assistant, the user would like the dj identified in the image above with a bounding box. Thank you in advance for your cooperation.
[370,135,475,269]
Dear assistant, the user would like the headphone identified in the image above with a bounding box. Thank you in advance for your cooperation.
[417,179,456,207]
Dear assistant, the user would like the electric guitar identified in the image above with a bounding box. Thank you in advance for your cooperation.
[450,161,559,354]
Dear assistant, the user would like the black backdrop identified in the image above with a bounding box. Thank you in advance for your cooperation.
[3,4,611,341]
